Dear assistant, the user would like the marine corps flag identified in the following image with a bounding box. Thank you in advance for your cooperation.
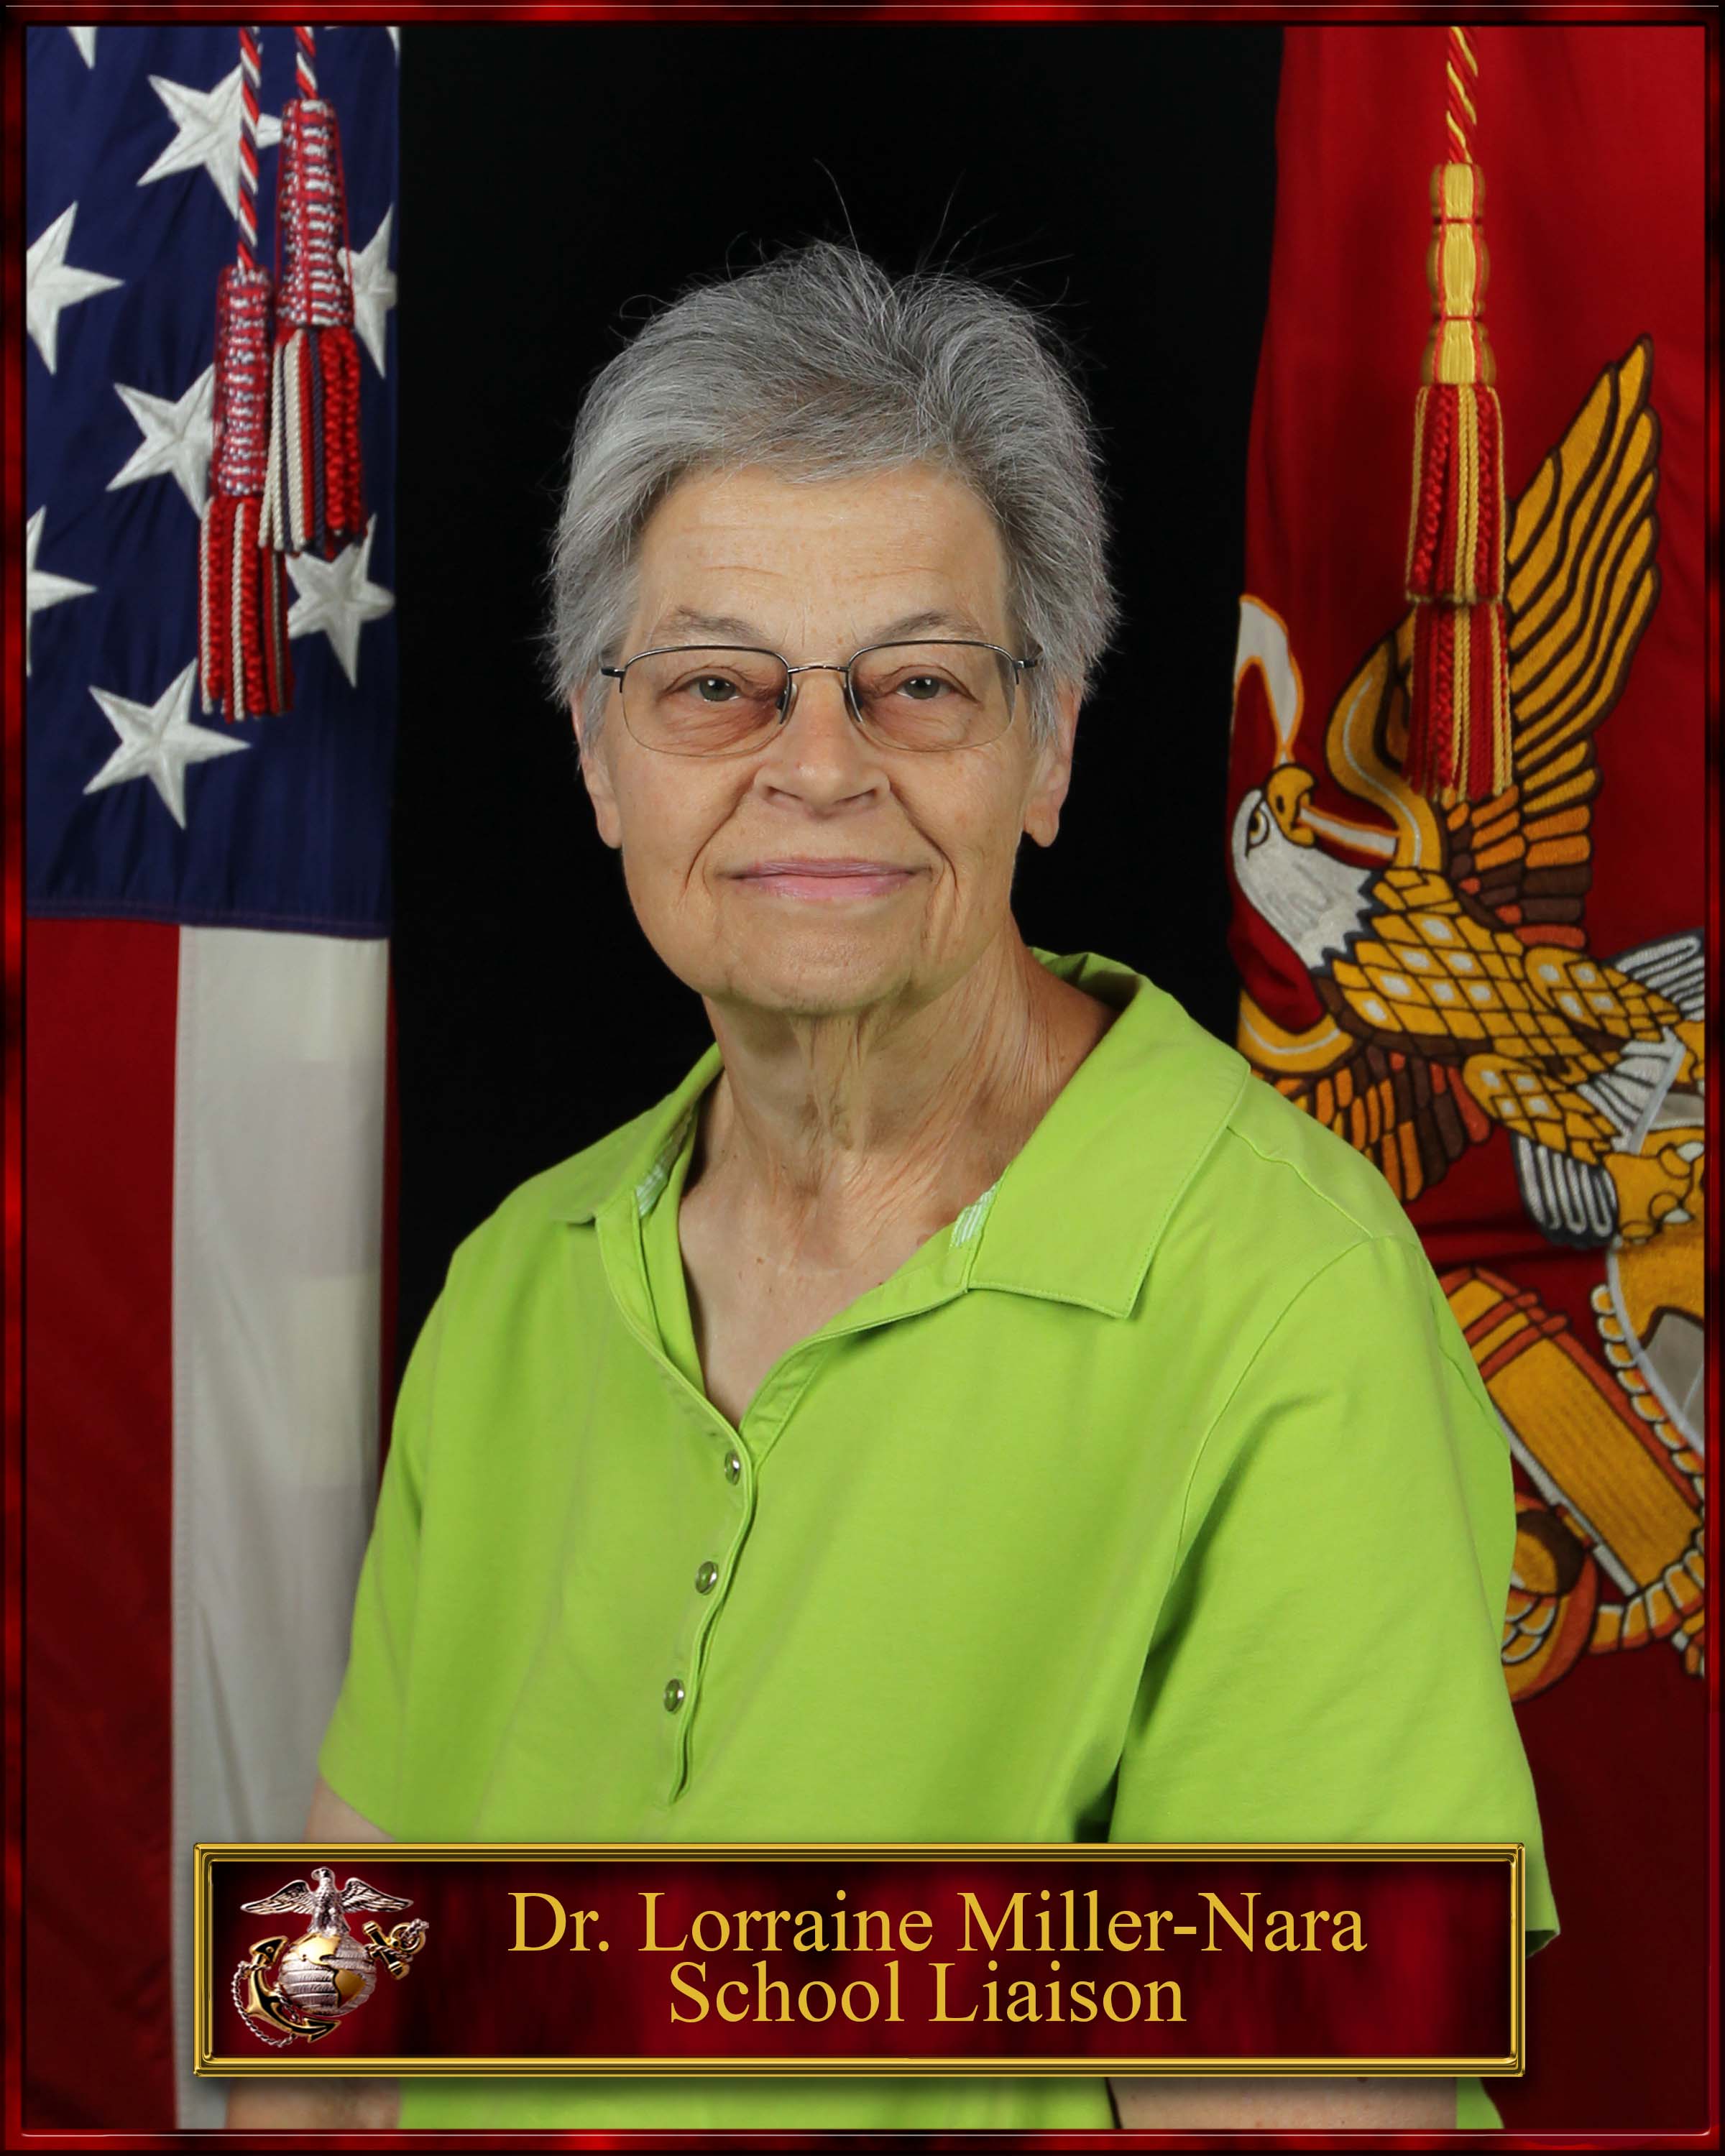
[1223,24,1706,2132]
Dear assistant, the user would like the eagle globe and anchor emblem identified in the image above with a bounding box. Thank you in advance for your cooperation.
[232,1866,431,2047]
[1230,338,1705,1695]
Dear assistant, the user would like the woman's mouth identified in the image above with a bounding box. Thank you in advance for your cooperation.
[732,860,920,901]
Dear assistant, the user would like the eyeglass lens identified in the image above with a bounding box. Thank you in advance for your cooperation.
[618,644,1017,755]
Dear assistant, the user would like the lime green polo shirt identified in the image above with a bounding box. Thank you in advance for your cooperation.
[318,946,1558,2133]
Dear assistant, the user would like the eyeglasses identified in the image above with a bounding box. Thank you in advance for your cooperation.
[599,640,1041,758]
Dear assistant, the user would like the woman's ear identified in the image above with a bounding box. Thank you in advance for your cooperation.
[1022,678,1081,849]
[571,694,623,851]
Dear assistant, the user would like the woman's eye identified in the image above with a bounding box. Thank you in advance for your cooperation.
[694,676,737,702]
[898,676,949,700]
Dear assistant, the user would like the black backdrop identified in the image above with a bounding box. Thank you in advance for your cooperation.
[392,22,1281,1370]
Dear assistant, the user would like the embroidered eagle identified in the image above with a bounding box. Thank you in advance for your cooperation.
[1230,338,1704,1247]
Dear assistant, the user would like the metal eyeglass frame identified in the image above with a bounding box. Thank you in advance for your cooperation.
[598,640,1044,756]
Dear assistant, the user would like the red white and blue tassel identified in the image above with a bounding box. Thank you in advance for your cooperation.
[200,24,293,720]
[260,26,365,561]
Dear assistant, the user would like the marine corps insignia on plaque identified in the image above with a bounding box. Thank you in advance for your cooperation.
[231,1865,431,2047]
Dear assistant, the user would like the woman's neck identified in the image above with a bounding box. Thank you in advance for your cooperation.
[689,935,1116,1273]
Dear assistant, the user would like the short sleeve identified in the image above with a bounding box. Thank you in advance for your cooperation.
[1107,1235,1558,2130]
[1108,1231,1560,1932]
[316,1289,448,1834]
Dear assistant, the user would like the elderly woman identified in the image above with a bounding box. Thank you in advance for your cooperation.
[229,241,1556,2135]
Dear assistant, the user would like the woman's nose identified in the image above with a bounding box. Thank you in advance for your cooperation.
[779,664,855,727]
[763,668,884,798]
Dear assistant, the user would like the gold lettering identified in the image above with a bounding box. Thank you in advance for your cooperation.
[507,1892,566,1953]
[1107,1907,1141,1952]
[959,1892,1025,1953]
[733,1908,791,1955]
[640,1892,687,1953]
[691,1909,730,1953]
[897,1909,933,1953]
[850,1908,892,1953]
[753,1961,791,2022]
[931,1962,977,2021]
[668,1961,708,2021]
[1201,1890,1256,1950]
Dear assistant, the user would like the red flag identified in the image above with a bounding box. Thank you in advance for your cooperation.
[1223,24,1707,2132]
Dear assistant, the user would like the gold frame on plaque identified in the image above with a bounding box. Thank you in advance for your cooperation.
[196,1840,1525,2078]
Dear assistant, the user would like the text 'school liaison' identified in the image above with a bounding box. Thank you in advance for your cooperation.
[226,240,1558,2137]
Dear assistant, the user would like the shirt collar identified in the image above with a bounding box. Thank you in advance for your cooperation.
[543,947,1248,1317]
[542,1043,722,1228]
[961,950,1250,1314]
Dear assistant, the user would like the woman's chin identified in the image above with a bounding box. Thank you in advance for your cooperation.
[699,936,923,1020]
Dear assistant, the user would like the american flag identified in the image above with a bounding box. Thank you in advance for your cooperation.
[24,24,399,2129]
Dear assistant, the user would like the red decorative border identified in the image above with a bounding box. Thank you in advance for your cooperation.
[3,6,1716,2150]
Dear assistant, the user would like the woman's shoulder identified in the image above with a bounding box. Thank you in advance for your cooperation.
[1138,1003,1427,1337]
[1105,967,1418,1268]
[442,1067,717,1292]
[1208,1061,1422,1252]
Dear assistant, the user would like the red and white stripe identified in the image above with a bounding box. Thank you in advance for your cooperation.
[25,919,397,2127]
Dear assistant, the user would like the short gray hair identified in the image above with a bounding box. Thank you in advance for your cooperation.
[545,239,1123,750]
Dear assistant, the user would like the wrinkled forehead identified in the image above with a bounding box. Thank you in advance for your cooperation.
[629,464,1018,652]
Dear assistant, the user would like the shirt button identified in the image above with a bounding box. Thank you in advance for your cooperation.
[695,1560,719,1594]
[723,1448,742,1484]
[663,1677,686,1713]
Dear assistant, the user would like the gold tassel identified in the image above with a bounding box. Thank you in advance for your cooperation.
[1404,124,1513,803]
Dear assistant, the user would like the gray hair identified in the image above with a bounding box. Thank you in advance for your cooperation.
[544,239,1123,751]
